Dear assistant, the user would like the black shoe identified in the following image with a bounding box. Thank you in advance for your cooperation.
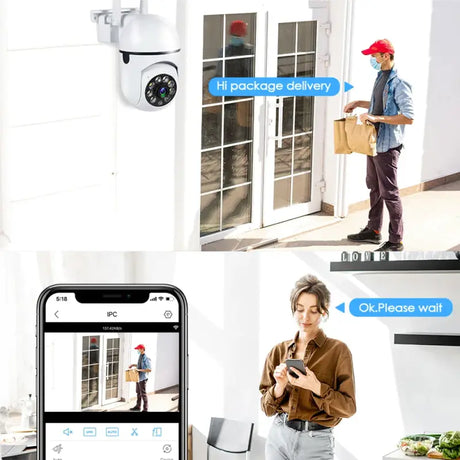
[347,227,382,244]
[142,409,148,412]
[375,241,404,252]
[130,406,141,411]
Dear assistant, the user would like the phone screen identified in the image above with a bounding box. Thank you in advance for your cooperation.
[37,285,187,460]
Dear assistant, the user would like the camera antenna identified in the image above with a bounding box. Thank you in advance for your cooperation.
[139,0,148,14]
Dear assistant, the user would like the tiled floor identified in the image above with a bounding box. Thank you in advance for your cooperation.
[203,180,460,252]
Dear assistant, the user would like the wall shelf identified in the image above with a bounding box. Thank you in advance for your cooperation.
[330,259,460,272]
[394,333,460,346]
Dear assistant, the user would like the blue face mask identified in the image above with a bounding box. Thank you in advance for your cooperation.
[137,350,141,355]
[370,56,381,71]
[230,36,244,46]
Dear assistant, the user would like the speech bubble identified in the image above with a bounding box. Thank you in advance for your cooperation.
[208,77,351,97]
[349,298,453,317]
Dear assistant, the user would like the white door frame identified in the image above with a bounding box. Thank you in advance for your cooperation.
[263,4,328,226]
[100,334,122,406]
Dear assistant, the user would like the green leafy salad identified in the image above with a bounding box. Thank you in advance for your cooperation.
[438,431,460,459]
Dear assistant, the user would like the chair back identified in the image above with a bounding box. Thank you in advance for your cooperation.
[207,417,254,454]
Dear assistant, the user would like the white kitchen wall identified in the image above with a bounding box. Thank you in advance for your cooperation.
[1,251,458,459]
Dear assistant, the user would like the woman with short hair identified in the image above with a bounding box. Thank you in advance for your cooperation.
[260,275,356,460]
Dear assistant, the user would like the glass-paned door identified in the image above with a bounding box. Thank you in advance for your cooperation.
[103,337,120,404]
[81,334,121,409]
[264,9,327,225]
[200,13,256,236]
[81,335,100,409]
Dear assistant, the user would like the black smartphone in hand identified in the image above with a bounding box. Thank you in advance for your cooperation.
[285,359,306,379]
[37,284,188,460]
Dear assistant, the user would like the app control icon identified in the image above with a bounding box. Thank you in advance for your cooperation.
[152,427,163,437]
[83,427,97,437]
[52,445,63,454]
[106,427,119,437]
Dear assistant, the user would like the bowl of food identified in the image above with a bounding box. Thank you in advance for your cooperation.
[399,435,436,456]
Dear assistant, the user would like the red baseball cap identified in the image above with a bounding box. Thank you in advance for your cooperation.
[230,20,247,37]
[361,39,394,55]
[134,344,145,350]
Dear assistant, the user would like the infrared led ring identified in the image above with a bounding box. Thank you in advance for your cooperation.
[145,74,177,107]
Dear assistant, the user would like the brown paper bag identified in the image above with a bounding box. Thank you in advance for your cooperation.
[125,369,139,383]
[344,116,377,156]
[334,118,352,154]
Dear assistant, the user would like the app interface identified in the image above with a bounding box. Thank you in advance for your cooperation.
[41,292,182,460]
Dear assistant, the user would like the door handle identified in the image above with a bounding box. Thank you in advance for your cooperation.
[276,97,284,148]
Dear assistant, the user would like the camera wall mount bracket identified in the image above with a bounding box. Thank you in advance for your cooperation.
[90,8,138,44]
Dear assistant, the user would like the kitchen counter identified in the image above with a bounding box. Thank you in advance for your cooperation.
[2,448,36,459]
[383,450,429,459]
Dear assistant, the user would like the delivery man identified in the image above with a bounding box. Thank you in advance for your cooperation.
[129,344,151,412]
[345,39,414,252]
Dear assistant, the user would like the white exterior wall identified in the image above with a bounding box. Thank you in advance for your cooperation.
[0,0,178,250]
[325,0,460,210]
[44,334,77,411]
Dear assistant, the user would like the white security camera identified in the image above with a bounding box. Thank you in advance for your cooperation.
[91,3,180,111]
[119,13,180,110]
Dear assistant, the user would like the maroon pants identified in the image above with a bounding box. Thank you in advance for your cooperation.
[366,146,403,243]
[136,379,148,410]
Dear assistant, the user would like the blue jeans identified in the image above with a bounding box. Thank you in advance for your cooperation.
[266,414,334,460]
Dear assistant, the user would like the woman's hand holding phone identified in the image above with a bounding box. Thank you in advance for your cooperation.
[288,366,322,396]
[273,363,288,397]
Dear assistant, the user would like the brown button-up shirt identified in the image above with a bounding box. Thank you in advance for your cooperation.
[259,329,356,427]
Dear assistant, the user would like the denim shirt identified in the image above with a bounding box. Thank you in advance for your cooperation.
[369,68,414,153]
[138,353,151,382]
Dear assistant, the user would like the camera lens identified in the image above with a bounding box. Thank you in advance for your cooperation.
[158,86,169,98]
[145,74,177,107]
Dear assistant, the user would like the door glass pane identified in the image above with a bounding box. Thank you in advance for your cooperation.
[201,149,221,193]
[298,22,316,52]
[281,98,294,137]
[223,143,251,188]
[203,15,223,59]
[295,97,313,133]
[202,105,222,149]
[224,100,253,145]
[225,14,256,51]
[274,178,291,210]
[201,13,256,236]
[203,61,222,105]
[201,192,221,235]
[275,138,292,178]
[293,134,312,173]
[105,337,120,401]
[222,185,251,230]
[293,173,311,204]
[225,57,254,78]
[224,57,254,102]
[296,54,315,77]
[278,22,295,54]
[277,56,295,77]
